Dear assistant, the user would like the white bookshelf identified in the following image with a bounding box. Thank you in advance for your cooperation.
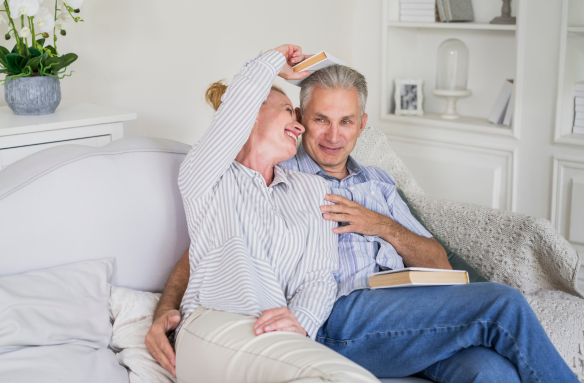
[381,0,525,138]
[554,0,584,147]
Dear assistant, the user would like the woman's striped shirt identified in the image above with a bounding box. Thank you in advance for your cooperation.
[176,51,339,339]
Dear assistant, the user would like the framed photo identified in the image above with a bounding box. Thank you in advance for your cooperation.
[394,79,424,116]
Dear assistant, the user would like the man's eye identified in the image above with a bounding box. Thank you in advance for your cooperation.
[342,120,351,125]
[316,118,325,123]
[286,108,293,115]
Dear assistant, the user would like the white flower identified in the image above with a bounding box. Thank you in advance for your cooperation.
[55,7,71,30]
[62,0,83,9]
[20,26,31,38]
[9,0,40,17]
[34,7,55,32]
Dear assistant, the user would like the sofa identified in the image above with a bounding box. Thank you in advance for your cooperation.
[0,126,581,382]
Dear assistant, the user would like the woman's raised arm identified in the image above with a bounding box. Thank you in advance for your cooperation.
[178,46,310,201]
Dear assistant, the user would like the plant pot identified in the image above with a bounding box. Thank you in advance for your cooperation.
[4,76,62,116]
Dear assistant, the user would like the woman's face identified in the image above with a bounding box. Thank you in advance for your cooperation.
[254,90,305,164]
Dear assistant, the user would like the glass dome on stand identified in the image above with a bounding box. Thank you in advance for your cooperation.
[432,39,472,120]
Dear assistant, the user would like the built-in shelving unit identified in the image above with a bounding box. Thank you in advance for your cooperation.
[554,0,584,147]
[381,0,525,139]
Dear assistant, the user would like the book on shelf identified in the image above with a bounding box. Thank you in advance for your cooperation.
[576,112,584,121]
[575,81,584,93]
[400,15,437,22]
[437,0,474,22]
[575,91,584,98]
[576,105,584,113]
[573,126,584,135]
[574,118,584,128]
[287,51,345,86]
[575,97,584,106]
[488,80,514,125]
[401,3,436,9]
[503,91,514,127]
[369,267,469,289]
[401,9,437,16]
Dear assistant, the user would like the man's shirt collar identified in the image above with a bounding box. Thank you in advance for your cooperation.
[295,143,363,181]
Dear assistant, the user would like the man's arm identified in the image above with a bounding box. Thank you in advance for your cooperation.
[144,249,190,378]
[321,194,451,270]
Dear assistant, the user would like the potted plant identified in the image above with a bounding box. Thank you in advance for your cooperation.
[0,0,82,115]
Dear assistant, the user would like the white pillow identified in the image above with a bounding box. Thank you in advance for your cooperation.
[109,285,176,383]
[0,258,115,353]
[0,258,129,383]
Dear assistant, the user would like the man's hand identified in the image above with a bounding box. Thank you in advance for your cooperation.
[267,44,312,81]
[253,307,307,337]
[321,194,394,237]
[145,309,181,377]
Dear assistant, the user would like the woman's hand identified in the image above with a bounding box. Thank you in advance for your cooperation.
[267,44,313,81]
[253,307,307,337]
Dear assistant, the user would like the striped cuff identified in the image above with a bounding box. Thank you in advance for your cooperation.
[293,310,319,340]
[259,50,286,74]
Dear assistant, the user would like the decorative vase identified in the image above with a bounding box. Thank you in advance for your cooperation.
[4,76,62,116]
[433,39,471,119]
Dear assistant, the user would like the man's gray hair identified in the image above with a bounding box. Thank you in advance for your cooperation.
[299,65,368,117]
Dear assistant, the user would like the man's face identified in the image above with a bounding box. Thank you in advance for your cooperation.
[299,86,367,174]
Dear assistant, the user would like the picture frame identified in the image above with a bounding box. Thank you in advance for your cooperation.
[394,79,424,116]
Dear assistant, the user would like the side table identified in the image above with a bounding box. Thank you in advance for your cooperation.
[0,103,137,170]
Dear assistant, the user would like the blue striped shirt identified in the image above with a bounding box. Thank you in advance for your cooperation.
[280,144,432,298]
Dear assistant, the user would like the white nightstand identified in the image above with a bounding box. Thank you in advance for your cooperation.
[0,103,137,170]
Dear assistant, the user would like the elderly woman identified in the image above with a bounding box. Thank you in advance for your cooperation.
[146,45,379,383]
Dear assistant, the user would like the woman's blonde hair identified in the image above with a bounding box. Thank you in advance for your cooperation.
[205,80,287,111]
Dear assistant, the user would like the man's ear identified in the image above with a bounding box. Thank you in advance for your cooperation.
[295,107,303,124]
[358,113,368,137]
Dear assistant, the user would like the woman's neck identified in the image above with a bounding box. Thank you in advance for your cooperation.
[235,140,276,187]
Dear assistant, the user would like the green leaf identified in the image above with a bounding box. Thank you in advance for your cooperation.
[0,69,8,74]
[11,44,19,53]
[5,53,24,74]
[45,45,57,56]
[19,54,31,70]
[28,47,41,58]
[50,53,78,73]
[23,56,41,72]
[36,38,45,47]
[0,46,8,68]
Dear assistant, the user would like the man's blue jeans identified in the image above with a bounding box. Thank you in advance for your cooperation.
[316,282,578,383]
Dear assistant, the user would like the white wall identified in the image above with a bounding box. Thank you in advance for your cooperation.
[0,0,356,145]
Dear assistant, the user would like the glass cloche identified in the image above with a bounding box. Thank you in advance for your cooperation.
[436,39,469,91]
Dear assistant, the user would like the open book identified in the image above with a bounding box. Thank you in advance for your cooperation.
[369,267,469,289]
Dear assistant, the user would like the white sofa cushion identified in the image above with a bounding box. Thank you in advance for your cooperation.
[0,258,115,353]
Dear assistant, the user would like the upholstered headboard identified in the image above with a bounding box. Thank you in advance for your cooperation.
[0,137,191,292]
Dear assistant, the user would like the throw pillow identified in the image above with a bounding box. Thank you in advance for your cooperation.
[397,189,488,283]
[109,285,176,383]
[0,258,128,383]
[0,258,116,353]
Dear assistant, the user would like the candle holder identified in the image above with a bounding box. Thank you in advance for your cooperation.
[433,39,471,120]
[490,0,516,25]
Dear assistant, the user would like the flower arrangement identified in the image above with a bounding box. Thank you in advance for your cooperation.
[0,0,83,84]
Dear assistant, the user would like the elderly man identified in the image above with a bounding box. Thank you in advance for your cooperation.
[146,63,577,383]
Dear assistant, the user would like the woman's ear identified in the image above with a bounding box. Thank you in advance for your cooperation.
[295,108,302,124]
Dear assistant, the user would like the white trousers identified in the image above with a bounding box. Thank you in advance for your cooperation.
[175,306,380,383]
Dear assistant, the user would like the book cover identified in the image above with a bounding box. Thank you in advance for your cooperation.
[443,0,473,22]
[368,267,469,289]
[437,0,447,21]
[576,97,584,106]
[287,51,346,86]
[489,80,513,125]
[575,90,584,98]
[503,87,515,126]
[576,105,584,113]
[573,126,584,135]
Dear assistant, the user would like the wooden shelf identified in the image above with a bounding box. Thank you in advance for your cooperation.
[387,21,516,31]
[380,113,514,136]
